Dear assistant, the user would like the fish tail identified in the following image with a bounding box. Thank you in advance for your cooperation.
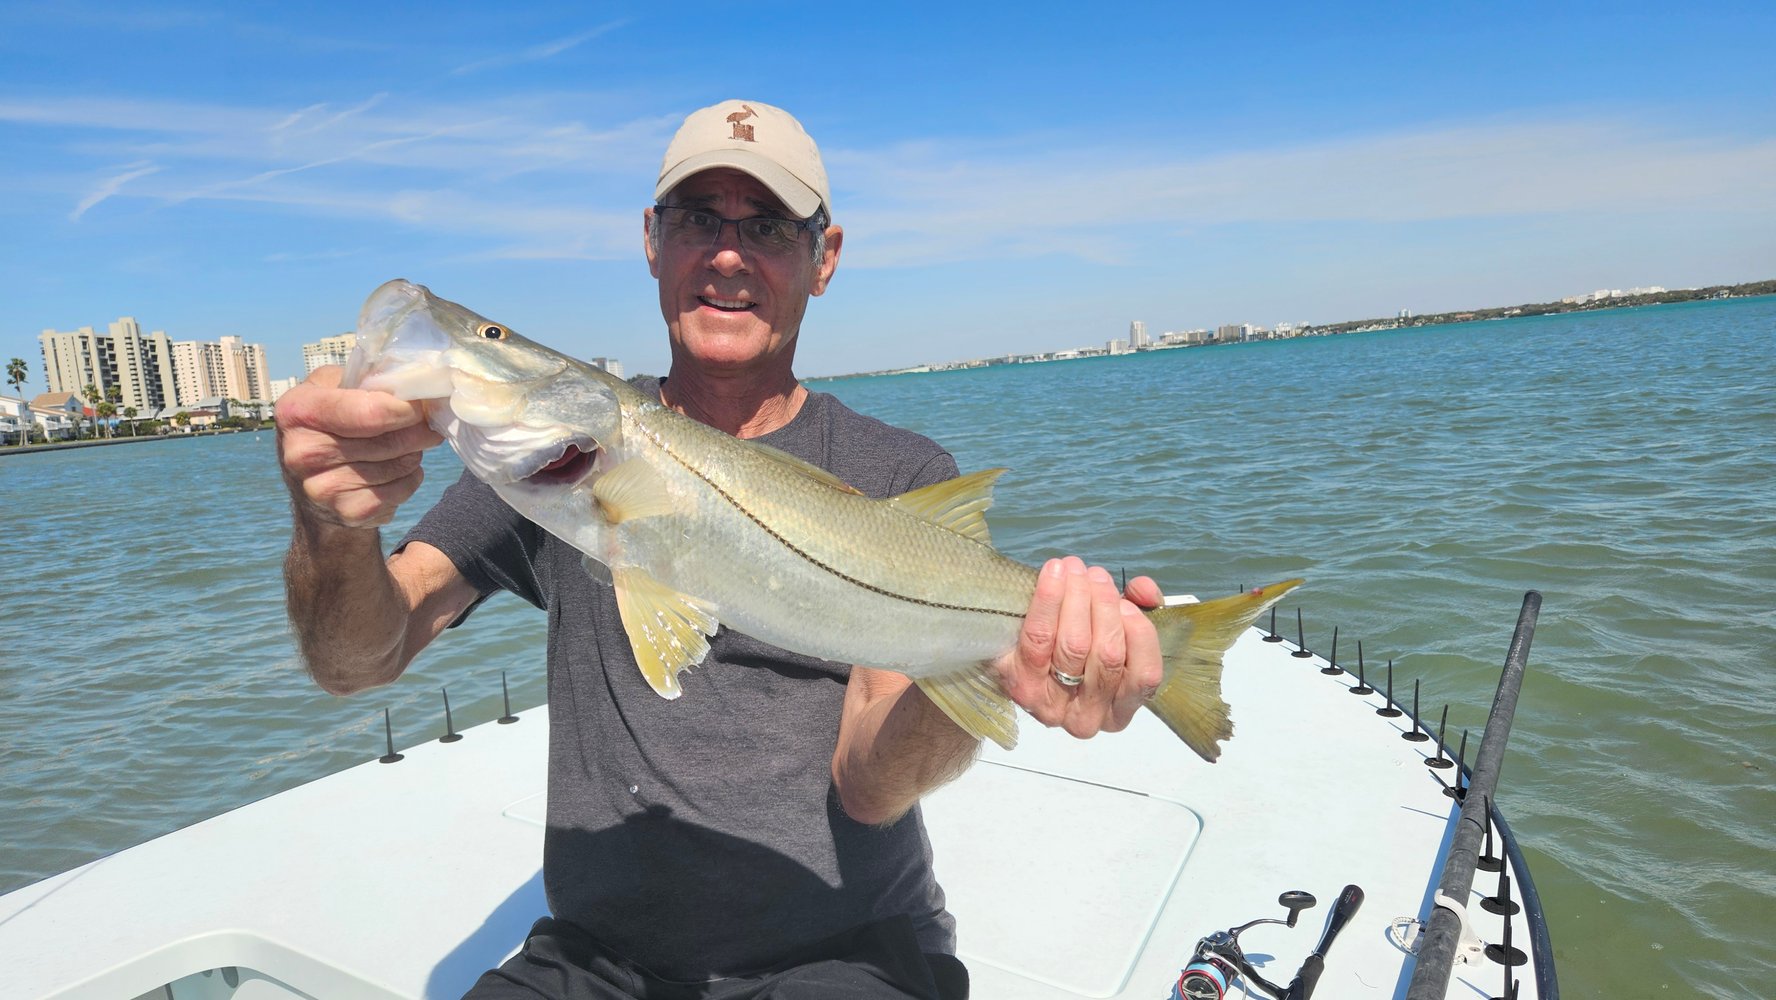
[1143,579,1303,762]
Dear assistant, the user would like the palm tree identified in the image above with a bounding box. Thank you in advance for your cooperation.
[106,385,122,438]
[5,357,26,447]
[123,406,138,437]
[82,382,102,440]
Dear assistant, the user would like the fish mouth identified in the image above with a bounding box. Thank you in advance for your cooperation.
[517,440,597,486]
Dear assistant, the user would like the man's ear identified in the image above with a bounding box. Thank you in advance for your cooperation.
[810,225,843,297]
[643,208,660,279]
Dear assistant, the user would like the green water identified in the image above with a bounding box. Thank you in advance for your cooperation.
[2,297,1772,996]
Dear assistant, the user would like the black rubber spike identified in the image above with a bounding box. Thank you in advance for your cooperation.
[1291,608,1313,658]
[1427,705,1453,767]
[1404,678,1430,742]
[1321,626,1345,675]
[498,670,520,724]
[1263,606,1283,643]
[1446,729,1470,800]
[1377,659,1404,717]
[1349,641,1375,694]
[1482,859,1522,917]
[378,708,404,764]
[1485,898,1527,966]
[1478,794,1504,871]
[439,687,463,744]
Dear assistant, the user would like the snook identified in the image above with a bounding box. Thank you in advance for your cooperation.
[345,279,1300,761]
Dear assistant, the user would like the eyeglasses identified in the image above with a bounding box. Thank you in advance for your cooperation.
[652,205,817,258]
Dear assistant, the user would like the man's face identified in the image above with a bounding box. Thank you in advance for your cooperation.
[645,168,841,376]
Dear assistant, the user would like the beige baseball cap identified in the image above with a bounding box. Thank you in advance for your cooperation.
[655,100,831,220]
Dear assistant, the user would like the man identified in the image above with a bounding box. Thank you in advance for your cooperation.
[278,100,1165,999]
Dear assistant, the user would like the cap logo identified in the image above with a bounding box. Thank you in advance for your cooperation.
[726,104,757,142]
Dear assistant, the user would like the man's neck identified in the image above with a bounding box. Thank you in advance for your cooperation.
[660,367,807,439]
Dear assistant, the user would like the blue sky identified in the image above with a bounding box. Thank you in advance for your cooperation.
[2,1,1772,387]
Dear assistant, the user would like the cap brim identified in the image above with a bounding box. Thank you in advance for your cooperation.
[655,149,824,219]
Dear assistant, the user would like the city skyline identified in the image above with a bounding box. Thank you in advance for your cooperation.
[2,3,1772,394]
[36,319,271,412]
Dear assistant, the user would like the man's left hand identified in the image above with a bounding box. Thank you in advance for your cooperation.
[990,556,1164,738]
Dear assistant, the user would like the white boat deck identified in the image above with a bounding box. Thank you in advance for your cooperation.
[0,627,1545,999]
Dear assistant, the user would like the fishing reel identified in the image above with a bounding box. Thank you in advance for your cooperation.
[1172,884,1363,1000]
[1174,890,1316,999]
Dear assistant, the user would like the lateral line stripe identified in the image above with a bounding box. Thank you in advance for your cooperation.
[645,424,1022,621]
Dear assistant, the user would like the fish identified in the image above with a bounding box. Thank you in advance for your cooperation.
[343,279,1301,761]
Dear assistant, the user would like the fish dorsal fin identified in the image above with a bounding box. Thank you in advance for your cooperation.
[916,667,1018,750]
[889,468,1006,546]
[611,566,720,699]
[592,457,677,524]
[747,440,866,496]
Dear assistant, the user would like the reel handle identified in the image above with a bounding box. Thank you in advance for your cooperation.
[1284,884,1364,1000]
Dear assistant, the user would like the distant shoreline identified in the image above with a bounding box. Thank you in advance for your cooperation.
[0,428,264,458]
[810,280,1776,382]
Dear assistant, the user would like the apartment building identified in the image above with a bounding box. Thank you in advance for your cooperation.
[40,320,272,408]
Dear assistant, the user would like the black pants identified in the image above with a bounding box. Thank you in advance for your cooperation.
[464,916,969,1000]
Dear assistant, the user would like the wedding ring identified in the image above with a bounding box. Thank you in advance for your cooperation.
[1050,667,1085,687]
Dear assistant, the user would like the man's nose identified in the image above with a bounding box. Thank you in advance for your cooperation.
[707,223,749,274]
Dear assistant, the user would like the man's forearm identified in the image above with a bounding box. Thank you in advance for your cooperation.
[833,669,981,826]
[283,512,413,695]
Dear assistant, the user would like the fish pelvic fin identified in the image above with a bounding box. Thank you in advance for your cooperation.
[916,667,1019,750]
[1143,579,1304,762]
[889,468,1007,546]
[611,566,721,699]
[592,457,677,524]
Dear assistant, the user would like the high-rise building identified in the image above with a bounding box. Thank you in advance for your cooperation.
[41,318,274,409]
[39,318,178,412]
[1129,320,1149,349]
[171,340,225,405]
[303,333,358,374]
[39,327,103,401]
[220,336,272,403]
[590,357,626,379]
[269,376,302,402]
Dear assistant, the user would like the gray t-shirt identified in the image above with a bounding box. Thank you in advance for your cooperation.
[402,381,962,980]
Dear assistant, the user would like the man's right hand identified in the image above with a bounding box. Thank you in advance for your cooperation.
[276,365,444,529]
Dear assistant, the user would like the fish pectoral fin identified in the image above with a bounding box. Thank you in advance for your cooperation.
[611,567,720,699]
[1144,578,1303,762]
[889,468,1006,546]
[747,440,867,495]
[915,667,1018,750]
[592,457,677,524]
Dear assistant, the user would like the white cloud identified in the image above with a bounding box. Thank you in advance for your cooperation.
[451,20,630,76]
[70,161,162,221]
[262,248,364,263]
[830,119,1776,268]
[10,91,1773,269]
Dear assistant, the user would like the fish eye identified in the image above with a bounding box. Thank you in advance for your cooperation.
[478,323,508,341]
